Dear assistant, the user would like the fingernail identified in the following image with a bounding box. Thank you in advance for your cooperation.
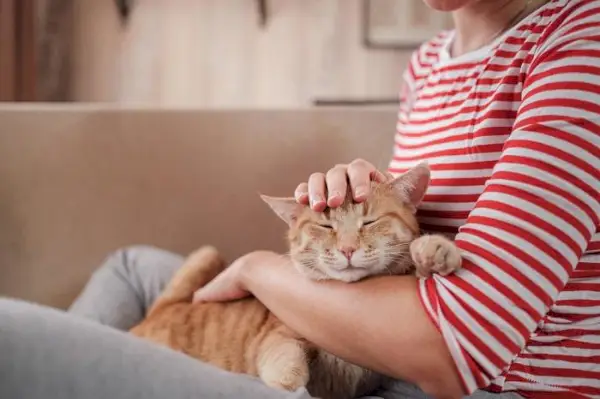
[296,192,309,203]
[354,187,367,198]
[328,191,342,202]
[194,294,207,304]
[311,195,325,209]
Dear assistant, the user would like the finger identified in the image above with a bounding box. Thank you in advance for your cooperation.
[308,173,327,211]
[192,270,228,302]
[192,278,218,302]
[192,288,209,303]
[193,288,228,303]
[193,279,237,303]
[294,182,309,205]
[347,159,374,202]
[325,166,348,208]
[371,169,391,183]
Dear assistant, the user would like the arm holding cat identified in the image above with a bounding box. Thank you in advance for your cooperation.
[197,108,598,399]
[195,163,464,398]
[195,29,600,399]
[246,34,600,395]
[242,252,464,398]
[195,249,464,399]
[197,112,598,395]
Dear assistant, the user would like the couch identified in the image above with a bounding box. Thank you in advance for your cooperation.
[0,106,397,309]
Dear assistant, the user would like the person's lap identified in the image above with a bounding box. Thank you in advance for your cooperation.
[68,245,184,330]
[0,297,311,399]
[0,245,520,399]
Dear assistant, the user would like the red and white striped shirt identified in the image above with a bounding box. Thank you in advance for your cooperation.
[388,1,600,397]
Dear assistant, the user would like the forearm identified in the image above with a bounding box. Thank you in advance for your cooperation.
[241,259,464,398]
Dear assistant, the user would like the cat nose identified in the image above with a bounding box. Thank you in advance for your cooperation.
[339,247,356,260]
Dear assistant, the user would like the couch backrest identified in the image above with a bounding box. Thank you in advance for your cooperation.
[0,107,397,308]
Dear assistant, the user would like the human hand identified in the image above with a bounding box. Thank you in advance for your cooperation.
[192,250,283,303]
[294,159,392,212]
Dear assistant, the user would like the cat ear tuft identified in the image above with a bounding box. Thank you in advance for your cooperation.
[260,195,303,226]
[389,162,431,210]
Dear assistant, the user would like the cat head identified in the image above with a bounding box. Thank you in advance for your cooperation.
[261,163,429,282]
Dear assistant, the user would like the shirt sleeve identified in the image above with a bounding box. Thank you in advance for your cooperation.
[398,50,418,124]
[418,20,600,393]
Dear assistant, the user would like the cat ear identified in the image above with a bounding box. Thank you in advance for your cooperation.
[389,162,431,210]
[260,195,304,226]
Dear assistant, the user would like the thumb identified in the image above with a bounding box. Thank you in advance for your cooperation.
[192,288,207,303]
[192,280,249,303]
[192,285,223,303]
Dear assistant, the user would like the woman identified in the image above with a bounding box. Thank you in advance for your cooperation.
[1,1,598,398]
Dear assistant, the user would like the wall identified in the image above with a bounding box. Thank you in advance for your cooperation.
[70,0,413,107]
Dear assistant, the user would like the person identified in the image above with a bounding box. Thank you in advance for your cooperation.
[1,0,598,398]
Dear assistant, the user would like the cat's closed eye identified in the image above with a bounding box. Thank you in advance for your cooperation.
[317,223,333,230]
[362,219,377,227]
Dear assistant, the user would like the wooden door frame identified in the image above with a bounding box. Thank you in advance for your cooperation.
[0,0,37,101]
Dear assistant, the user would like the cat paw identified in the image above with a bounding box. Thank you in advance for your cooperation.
[410,235,462,278]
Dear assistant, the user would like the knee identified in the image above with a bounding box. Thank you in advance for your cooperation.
[0,298,14,315]
[111,245,178,263]
[0,297,29,312]
[0,298,41,325]
[0,298,22,336]
[98,245,184,277]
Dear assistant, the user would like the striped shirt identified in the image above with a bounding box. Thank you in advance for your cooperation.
[388,1,600,397]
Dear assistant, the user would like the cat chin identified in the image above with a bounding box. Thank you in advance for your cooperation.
[292,260,372,283]
[328,268,372,283]
[318,267,372,283]
[292,261,328,281]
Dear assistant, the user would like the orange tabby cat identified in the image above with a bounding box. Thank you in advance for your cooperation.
[130,162,462,399]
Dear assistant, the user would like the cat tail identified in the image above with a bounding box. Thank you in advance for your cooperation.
[147,246,226,316]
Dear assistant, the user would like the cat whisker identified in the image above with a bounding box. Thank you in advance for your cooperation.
[383,252,410,258]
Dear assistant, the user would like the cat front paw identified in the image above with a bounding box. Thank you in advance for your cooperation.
[410,235,462,278]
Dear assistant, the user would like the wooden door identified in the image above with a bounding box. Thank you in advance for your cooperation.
[0,0,37,101]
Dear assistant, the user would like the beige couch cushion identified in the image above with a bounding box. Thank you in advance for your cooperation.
[0,107,397,308]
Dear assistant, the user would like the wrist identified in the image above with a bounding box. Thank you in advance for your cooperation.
[237,254,257,291]
[237,251,273,290]
[237,251,291,292]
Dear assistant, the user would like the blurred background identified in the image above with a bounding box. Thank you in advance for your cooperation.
[0,0,452,108]
[0,0,454,307]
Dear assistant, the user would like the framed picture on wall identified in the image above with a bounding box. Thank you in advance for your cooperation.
[363,0,453,49]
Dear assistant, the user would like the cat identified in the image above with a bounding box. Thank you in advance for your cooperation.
[129,162,462,399]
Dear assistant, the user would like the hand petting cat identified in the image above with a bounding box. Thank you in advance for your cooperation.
[193,158,418,304]
[294,158,392,211]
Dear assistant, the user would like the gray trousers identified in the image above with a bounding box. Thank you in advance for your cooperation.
[0,245,520,399]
